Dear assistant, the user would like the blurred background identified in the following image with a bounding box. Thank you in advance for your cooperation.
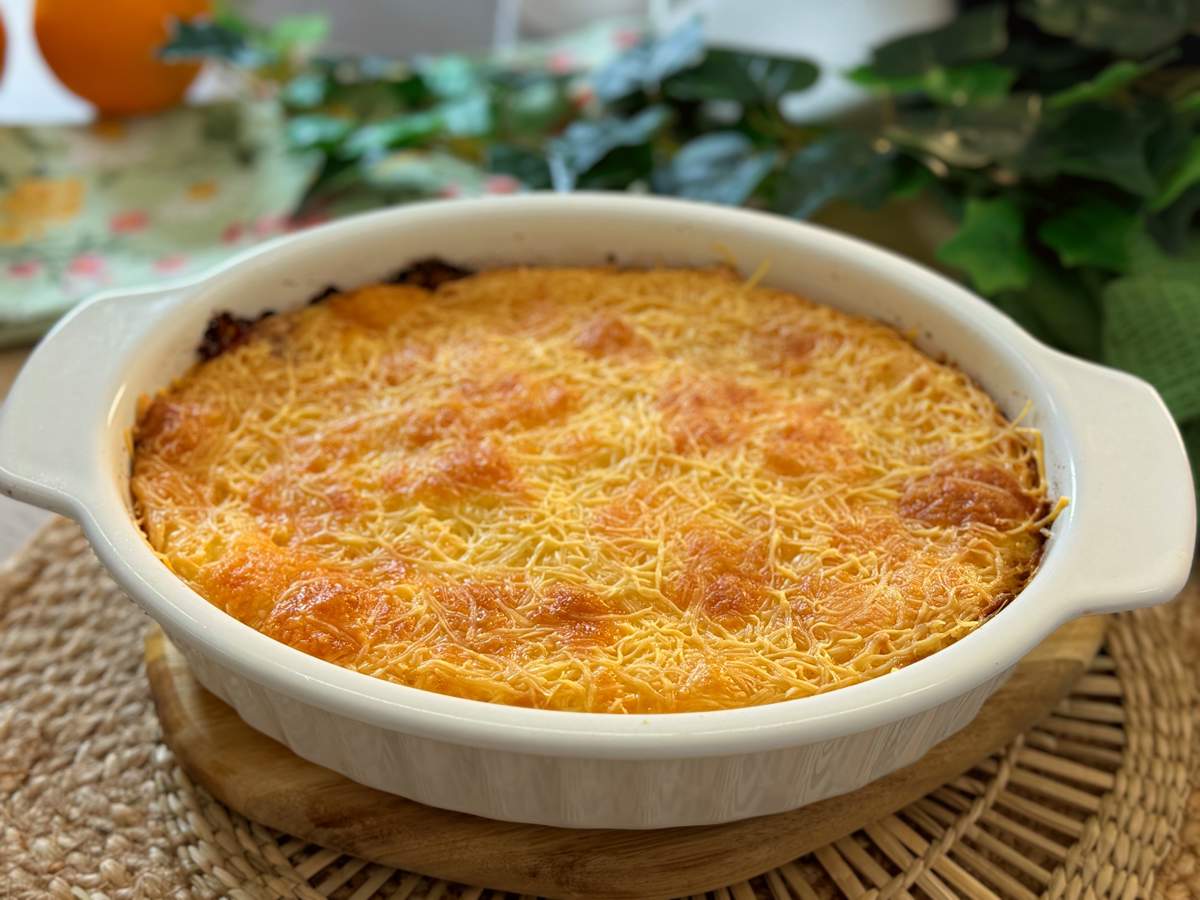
[0,0,1196,551]
[0,0,955,123]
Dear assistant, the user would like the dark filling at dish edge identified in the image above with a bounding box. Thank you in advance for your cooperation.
[196,257,474,360]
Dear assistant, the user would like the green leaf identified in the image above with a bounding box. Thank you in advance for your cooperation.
[486,144,552,190]
[937,197,1033,295]
[339,111,443,159]
[362,150,484,197]
[652,132,777,205]
[1047,54,1174,110]
[286,115,352,151]
[865,3,1008,77]
[591,18,704,102]
[294,154,358,213]
[1009,260,1102,357]
[1020,103,1159,197]
[846,66,924,95]
[280,57,429,116]
[1152,136,1200,211]
[159,19,267,67]
[887,159,937,200]
[1019,0,1197,56]
[773,133,897,219]
[439,93,491,137]
[413,54,481,99]
[1177,91,1200,114]
[498,78,571,136]
[326,76,432,121]
[917,63,1018,106]
[664,48,819,106]
[577,145,656,190]
[1182,418,1200,487]
[263,14,328,58]
[211,0,253,33]
[1146,102,1195,186]
[992,293,1056,344]
[850,61,1016,106]
[162,11,326,69]
[547,106,670,191]
[280,71,330,109]
[1037,199,1138,271]
[1102,275,1200,421]
[995,34,1102,78]
[1126,230,1200,279]
[1148,184,1200,251]
[887,95,1041,168]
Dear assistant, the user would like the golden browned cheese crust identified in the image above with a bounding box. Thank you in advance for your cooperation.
[131,267,1055,713]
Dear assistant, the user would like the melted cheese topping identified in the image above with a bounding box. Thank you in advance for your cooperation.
[131,267,1058,713]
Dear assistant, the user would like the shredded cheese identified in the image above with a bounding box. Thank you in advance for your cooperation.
[131,266,1060,713]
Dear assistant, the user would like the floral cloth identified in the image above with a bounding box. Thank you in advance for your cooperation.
[0,104,315,345]
[0,19,640,346]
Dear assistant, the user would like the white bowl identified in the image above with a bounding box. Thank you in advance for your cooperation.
[0,195,1193,829]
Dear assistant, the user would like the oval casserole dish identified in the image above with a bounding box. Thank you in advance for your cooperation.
[0,195,1193,828]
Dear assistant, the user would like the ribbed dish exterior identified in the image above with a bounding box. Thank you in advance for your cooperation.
[176,632,1011,828]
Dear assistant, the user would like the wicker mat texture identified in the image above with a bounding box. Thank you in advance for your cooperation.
[1,518,1197,900]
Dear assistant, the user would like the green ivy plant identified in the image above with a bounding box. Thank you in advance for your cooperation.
[164,2,1200,475]
[848,1,1200,481]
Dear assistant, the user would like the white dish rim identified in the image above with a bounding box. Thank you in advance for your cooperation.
[0,193,1193,762]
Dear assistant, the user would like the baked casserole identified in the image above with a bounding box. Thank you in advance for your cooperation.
[131,264,1058,713]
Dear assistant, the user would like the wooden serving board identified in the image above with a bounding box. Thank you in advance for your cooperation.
[146,616,1107,900]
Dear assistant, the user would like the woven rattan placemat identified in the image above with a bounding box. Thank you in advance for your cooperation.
[1,518,1197,899]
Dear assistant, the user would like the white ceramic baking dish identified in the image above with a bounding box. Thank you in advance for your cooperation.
[0,195,1193,829]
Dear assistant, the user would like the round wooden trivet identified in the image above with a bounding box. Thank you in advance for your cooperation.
[3,519,1192,900]
[146,612,1107,900]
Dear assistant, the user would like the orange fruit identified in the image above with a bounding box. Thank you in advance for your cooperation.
[35,0,211,117]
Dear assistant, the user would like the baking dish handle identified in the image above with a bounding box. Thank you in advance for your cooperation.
[1045,350,1196,615]
[0,285,184,518]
